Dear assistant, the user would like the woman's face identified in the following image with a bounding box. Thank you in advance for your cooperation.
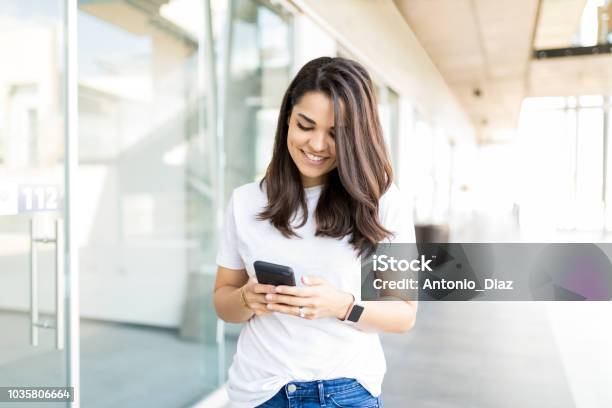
[287,91,337,188]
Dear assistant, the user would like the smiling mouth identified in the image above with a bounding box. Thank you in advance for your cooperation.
[301,149,328,165]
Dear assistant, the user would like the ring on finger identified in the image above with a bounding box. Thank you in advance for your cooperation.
[298,306,306,318]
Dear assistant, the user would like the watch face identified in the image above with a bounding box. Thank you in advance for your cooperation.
[347,304,364,322]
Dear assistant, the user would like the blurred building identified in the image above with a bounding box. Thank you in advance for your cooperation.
[0,0,611,407]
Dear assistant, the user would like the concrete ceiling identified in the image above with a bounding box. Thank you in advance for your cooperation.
[534,0,586,49]
[529,53,612,96]
[529,0,612,97]
[393,0,540,142]
[393,0,611,143]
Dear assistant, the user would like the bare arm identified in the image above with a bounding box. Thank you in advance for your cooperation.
[356,264,419,333]
[355,299,418,333]
[266,275,418,333]
[213,266,276,323]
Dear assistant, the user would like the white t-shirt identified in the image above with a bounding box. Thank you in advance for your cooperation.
[216,180,415,407]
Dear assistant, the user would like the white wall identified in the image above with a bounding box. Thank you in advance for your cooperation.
[292,14,337,71]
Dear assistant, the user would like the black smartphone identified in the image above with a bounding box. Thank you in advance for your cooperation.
[253,260,296,286]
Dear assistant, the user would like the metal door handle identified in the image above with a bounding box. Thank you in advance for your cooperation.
[55,219,64,350]
[30,219,37,347]
[30,218,64,350]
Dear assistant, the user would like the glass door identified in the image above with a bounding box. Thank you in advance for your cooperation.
[0,0,74,406]
[76,1,223,406]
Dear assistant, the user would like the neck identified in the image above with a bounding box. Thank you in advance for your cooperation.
[301,175,326,188]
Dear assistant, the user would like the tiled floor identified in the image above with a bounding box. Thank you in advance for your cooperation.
[380,301,576,408]
[0,311,235,408]
[4,303,607,408]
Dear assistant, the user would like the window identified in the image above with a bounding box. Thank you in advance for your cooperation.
[223,0,293,202]
[517,95,610,232]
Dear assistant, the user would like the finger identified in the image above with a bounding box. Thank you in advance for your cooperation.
[274,285,315,296]
[266,303,300,316]
[302,308,317,320]
[253,283,277,294]
[265,293,313,306]
[251,303,271,313]
[302,275,327,286]
[253,308,271,316]
[247,294,269,305]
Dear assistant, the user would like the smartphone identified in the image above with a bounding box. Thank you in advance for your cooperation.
[253,260,296,286]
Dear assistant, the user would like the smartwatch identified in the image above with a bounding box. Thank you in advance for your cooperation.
[345,301,364,323]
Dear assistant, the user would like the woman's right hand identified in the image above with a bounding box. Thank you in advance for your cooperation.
[242,277,277,316]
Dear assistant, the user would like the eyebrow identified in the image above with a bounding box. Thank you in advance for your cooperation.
[297,113,334,130]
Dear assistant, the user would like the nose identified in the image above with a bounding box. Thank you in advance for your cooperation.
[308,131,328,153]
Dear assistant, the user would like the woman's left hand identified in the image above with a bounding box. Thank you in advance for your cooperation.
[265,276,354,320]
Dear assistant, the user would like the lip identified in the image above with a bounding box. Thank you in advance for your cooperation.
[301,149,328,165]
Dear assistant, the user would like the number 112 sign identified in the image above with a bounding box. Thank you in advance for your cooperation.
[0,183,63,215]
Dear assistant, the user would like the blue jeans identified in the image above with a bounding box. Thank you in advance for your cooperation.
[256,377,383,408]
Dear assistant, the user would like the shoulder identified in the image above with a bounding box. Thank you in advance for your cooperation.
[378,182,416,242]
[232,180,265,199]
[229,180,267,213]
[379,182,402,210]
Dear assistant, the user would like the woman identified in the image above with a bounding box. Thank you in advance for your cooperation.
[214,56,417,408]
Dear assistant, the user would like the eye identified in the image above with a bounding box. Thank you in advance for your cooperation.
[297,122,313,131]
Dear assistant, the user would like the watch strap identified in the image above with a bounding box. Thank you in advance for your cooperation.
[346,302,364,323]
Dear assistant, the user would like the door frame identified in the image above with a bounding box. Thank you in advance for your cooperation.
[64,0,79,406]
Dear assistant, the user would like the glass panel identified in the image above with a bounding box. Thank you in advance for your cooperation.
[575,107,604,229]
[516,101,574,233]
[578,94,604,108]
[557,110,578,230]
[221,0,292,362]
[223,0,292,203]
[432,129,451,223]
[0,0,69,403]
[517,97,608,233]
[412,115,435,224]
[534,0,611,48]
[607,102,612,230]
[376,86,400,183]
[77,0,218,405]
[575,0,604,46]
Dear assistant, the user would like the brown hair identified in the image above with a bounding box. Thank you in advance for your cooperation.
[258,56,393,257]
